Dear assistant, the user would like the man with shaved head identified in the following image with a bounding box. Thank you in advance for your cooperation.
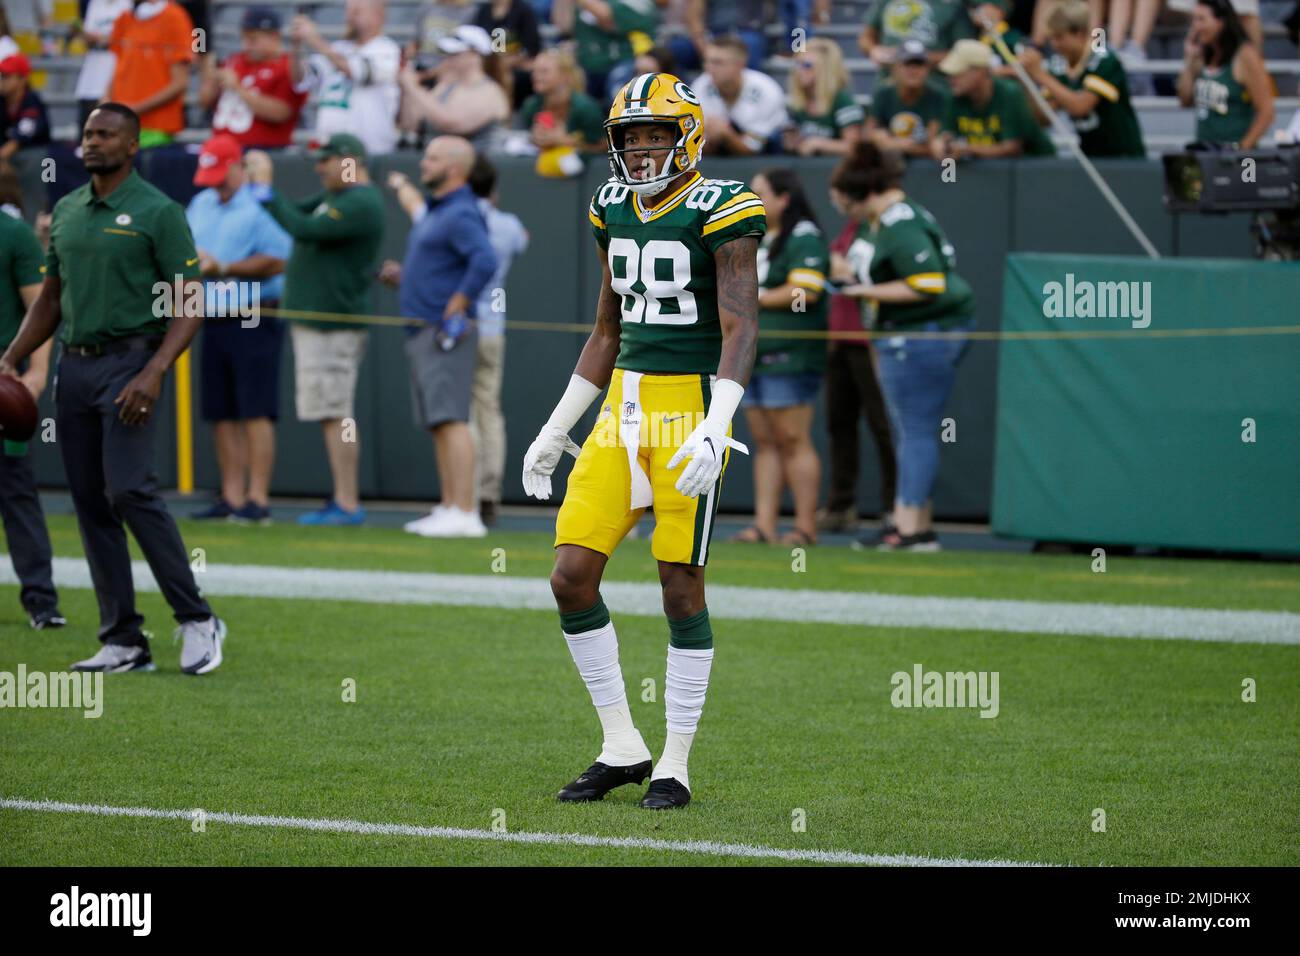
[380,135,497,537]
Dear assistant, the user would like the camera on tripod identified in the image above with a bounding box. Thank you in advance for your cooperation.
[1162,146,1300,260]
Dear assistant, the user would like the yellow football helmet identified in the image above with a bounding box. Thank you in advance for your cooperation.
[605,72,706,197]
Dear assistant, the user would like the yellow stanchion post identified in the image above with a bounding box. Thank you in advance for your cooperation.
[175,347,194,495]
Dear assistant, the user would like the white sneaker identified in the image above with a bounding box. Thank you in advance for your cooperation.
[403,505,448,534]
[416,506,487,538]
[177,616,227,675]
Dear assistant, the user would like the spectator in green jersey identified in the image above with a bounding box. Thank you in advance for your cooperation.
[931,39,1056,159]
[783,37,864,157]
[829,142,975,553]
[1177,0,1275,149]
[1019,0,1146,158]
[866,40,950,157]
[733,169,830,546]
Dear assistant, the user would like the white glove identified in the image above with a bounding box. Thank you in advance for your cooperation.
[667,378,747,498]
[522,425,581,500]
[521,375,600,500]
[668,419,730,498]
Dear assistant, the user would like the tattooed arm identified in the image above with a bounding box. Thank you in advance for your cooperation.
[713,235,759,387]
[574,248,622,389]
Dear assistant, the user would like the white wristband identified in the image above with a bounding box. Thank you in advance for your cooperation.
[546,374,601,432]
[704,378,744,429]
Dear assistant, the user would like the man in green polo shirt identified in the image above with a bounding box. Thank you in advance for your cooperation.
[931,39,1056,159]
[0,205,63,630]
[0,103,227,675]
[244,133,385,525]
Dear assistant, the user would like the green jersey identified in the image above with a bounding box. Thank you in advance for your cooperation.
[0,213,45,352]
[574,0,657,76]
[847,198,973,329]
[789,88,866,141]
[264,184,385,331]
[517,91,606,149]
[869,0,974,49]
[1048,46,1145,157]
[589,172,766,375]
[1194,61,1253,146]
[46,169,200,347]
[871,80,950,143]
[756,220,830,376]
[943,77,1056,156]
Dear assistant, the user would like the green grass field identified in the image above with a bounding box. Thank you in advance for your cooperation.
[2,515,1297,866]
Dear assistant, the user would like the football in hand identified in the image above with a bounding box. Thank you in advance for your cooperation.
[0,373,38,442]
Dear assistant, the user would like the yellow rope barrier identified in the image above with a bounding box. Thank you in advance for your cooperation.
[259,306,1300,342]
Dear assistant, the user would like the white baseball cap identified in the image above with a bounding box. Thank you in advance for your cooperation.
[436,24,493,56]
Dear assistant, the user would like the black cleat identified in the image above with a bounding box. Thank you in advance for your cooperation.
[639,777,691,810]
[30,608,68,630]
[557,760,652,802]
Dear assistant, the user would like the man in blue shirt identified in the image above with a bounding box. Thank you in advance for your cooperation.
[467,157,528,528]
[185,133,292,525]
[380,135,497,538]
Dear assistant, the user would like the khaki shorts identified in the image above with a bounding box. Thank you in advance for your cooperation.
[290,325,368,422]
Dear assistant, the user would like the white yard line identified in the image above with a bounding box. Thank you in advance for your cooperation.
[0,797,1049,867]
[1,556,1295,645]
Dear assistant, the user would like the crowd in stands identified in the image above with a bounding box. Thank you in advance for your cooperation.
[1,0,1297,166]
[0,0,1297,544]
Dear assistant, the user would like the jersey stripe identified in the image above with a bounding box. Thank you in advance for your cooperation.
[701,205,765,236]
[709,190,761,217]
[788,268,828,290]
[905,272,947,293]
[1082,74,1120,103]
[704,199,763,224]
[588,207,604,229]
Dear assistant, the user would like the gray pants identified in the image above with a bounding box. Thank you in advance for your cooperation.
[0,442,58,615]
[56,349,211,646]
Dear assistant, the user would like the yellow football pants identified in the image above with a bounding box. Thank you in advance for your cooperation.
[555,368,731,566]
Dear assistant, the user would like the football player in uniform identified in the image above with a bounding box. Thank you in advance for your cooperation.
[521,72,765,810]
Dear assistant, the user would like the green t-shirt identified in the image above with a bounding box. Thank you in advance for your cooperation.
[789,88,866,141]
[756,220,830,376]
[264,184,385,331]
[943,76,1056,156]
[46,170,200,347]
[517,90,607,149]
[871,80,950,143]
[869,0,975,49]
[1194,61,1253,146]
[0,213,45,352]
[589,173,767,375]
[847,198,973,329]
[1049,46,1145,158]
[574,0,658,76]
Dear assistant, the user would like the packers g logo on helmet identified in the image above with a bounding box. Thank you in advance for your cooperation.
[604,72,707,197]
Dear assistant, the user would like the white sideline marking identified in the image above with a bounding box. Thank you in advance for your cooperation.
[0,797,1048,867]
[3,555,1297,645]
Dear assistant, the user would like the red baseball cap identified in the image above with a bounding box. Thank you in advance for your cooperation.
[0,54,31,77]
[193,134,243,187]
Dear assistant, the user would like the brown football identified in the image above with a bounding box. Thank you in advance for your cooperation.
[0,373,38,442]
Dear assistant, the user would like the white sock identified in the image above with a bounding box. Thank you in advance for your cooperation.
[653,646,714,791]
[563,621,651,766]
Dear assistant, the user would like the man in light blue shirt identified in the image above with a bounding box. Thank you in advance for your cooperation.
[185,133,292,525]
[469,157,527,526]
